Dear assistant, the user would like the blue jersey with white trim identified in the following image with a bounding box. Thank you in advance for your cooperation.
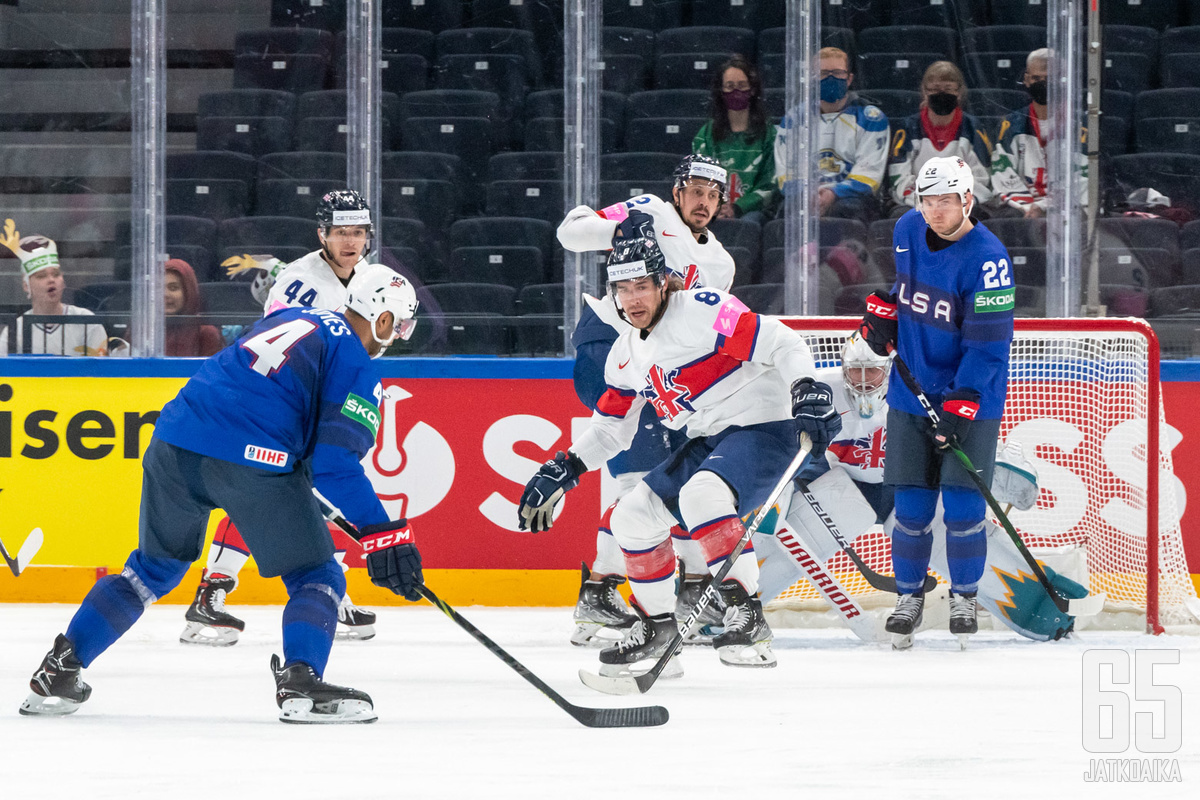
[154,307,388,527]
[887,209,1014,420]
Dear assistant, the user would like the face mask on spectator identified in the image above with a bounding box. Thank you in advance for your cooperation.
[1026,79,1048,105]
[927,91,959,116]
[820,75,848,103]
[723,89,751,111]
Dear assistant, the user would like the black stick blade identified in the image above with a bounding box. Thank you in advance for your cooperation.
[573,704,669,728]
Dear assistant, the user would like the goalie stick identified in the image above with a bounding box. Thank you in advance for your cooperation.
[889,352,1105,617]
[578,437,813,697]
[320,507,668,728]
[0,528,44,577]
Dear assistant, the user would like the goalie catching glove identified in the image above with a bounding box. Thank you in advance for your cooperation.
[517,451,587,532]
[356,519,423,601]
[790,378,842,459]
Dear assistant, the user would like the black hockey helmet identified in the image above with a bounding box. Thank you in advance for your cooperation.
[606,232,668,293]
[316,189,372,233]
[672,153,729,203]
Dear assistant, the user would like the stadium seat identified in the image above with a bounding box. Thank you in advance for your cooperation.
[1160,25,1200,56]
[858,26,957,61]
[835,282,892,315]
[625,88,710,122]
[378,53,432,96]
[984,217,1047,249]
[1104,25,1160,60]
[709,217,762,282]
[381,216,445,281]
[382,151,470,210]
[690,0,785,31]
[380,27,438,61]
[1150,284,1200,316]
[197,89,297,121]
[656,26,756,58]
[989,0,1047,26]
[297,90,403,134]
[233,54,329,93]
[1098,247,1174,289]
[600,55,651,95]
[601,0,682,31]
[235,28,334,58]
[294,117,395,152]
[167,179,251,222]
[399,117,494,183]
[733,283,783,314]
[271,0,346,32]
[449,246,545,288]
[1181,220,1200,251]
[1005,247,1046,286]
[1014,284,1046,316]
[759,26,856,59]
[965,52,1029,91]
[399,88,505,142]
[1100,0,1181,29]
[383,0,464,32]
[624,117,706,155]
[71,281,128,313]
[763,217,785,252]
[962,25,1046,56]
[654,53,729,91]
[525,117,620,154]
[1161,54,1200,88]
[1101,115,1131,157]
[888,0,985,27]
[526,90,626,130]
[1104,90,1135,122]
[449,216,555,265]
[436,27,543,85]
[1102,52,1153,94]
[601,152,681,182]
[856,89,921,122]
[821,218,869,247]
[199,282,265,315]
[857,53,944,92]
[258,151,347,183]
[196,117,292,157]
[604,27,655,63]
[218,216,314,258]
[515,282,565,355]
[759,54,785,90]
[1097,217,1180,255]
[867,218,899,250]
[1182,248,1200,284]
[969,88,1028,119]
[1136,118,1200,155]
[599,180,674,208]
[168,151,258,184]
[425,282,517,354]
[1107,153,1200,214]
[1100,284,1150,317]
[469,0,560,60]
[256,179,348,219]
[819,0,877,32]
[488,152,563,182]
[485,180,564,225]
[434,54,529,111]
[382,179,459,229]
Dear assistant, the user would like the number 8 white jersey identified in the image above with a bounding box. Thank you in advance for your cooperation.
[570,288,818,470]
[262,250,368,316]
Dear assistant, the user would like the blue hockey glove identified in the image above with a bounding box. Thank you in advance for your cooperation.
[357,519,423,601]
[518,451,587,532]
[859,290,898,357]
[790,378,842,459]
[933,389,981,450]
[611,209,656,247]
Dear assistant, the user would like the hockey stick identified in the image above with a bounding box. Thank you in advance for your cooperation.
[889,353,1105,617]
[0,527,44,577]
[578,436,813,697]
[793,478,938,595]
[320,509,668,728]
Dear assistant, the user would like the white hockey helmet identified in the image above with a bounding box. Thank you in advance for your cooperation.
[842,332,891,418]
[346,264,419,354]
[915,156,974,212]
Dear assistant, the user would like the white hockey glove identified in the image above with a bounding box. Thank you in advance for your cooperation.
[992,440,1039,510]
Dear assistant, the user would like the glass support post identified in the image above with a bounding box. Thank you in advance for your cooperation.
[783,1,821,314]
[130,0,166,356]
[1046,0,1086,316]
[347,0,383,256]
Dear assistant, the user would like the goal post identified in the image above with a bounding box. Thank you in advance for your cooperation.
[773,317,1196,634]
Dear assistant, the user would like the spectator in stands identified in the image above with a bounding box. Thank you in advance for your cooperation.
[0,221,108,357]
[989,48,1051,218]
[887,61,993,218]
[774,47,890,223]
[693,56,778,223]
[164,258,223,358]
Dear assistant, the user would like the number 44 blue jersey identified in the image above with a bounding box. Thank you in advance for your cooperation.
[888,208,1015,421]
[154,307,389,528]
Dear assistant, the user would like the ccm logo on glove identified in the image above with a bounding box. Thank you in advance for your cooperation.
[864,295,897,319]
[359,522,414,552]
[943,398,979,420]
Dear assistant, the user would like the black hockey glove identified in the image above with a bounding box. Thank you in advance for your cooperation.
[611,209,656,247]
[791,378,842,459]
[859,290,898,357]
[357,519,423,602]
[933,389,981,450]
[518,451,587,533]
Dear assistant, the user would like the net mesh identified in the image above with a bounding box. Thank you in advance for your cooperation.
[768,319,1198,629]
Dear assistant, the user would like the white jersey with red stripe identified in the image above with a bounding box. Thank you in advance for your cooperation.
[570,288,818,470]
[819,366,888,485]
[556,193,735,292]
[262,250,368,315]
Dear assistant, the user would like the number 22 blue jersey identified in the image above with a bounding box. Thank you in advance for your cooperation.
[154,307,389,528]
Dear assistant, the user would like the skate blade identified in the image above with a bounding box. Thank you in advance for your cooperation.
[179,621,239,647]
[278,698,377,725]
[891,633,915,651]
[955,633,971,651]
[578,658,684,696]
[335,623,376,641]
[569,622,632,648]
[19,692,82,716]
[717,641,777,668]
[597,658,683,681]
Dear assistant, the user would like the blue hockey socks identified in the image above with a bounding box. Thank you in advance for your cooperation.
[943,487,988,593]
[281,558,345,677]
[892,487,937,594]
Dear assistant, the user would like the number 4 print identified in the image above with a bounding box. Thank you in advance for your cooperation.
[241,318,317,376]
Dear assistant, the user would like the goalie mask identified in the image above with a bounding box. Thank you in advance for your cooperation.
[842,332,891,418]
[346,264,419,356]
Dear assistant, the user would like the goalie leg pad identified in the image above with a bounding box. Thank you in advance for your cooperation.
[892,488,937,594]
[784,466,880,563]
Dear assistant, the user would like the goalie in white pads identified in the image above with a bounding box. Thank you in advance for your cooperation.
[517,231,841,676]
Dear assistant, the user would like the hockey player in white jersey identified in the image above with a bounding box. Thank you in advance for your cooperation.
[517,233,842,676]
[557,155,738,646]
[181,190,382,645]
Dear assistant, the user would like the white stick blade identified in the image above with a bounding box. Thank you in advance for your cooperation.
[577,669,640,696]
[1067,592,1106,617]
[16,528,43,574]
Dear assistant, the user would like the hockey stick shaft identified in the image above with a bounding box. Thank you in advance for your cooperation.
[889,353,1100,616]
[321,510,667,727]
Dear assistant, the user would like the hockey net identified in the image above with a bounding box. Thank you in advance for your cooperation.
[767,317,1199,633]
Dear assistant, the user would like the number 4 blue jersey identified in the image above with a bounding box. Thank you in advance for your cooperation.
[154,307,389,528]
[888,208,1015,420]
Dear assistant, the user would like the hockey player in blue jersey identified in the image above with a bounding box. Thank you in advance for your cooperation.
[859,155,1015,648]
[20,266,423,724]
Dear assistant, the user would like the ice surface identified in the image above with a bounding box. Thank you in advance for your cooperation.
[1,604,1197,799]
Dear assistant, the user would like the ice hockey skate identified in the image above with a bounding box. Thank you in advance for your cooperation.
[336,593,376,640]
[712,581,776,668]
[180,571,244,646]
[675,574,725,646]
[949,591,978,650]
[596,602,683,681]
[570,562,636,647]
[20,634,91,716]
[271,654,377,724]
[886,593,925,651]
